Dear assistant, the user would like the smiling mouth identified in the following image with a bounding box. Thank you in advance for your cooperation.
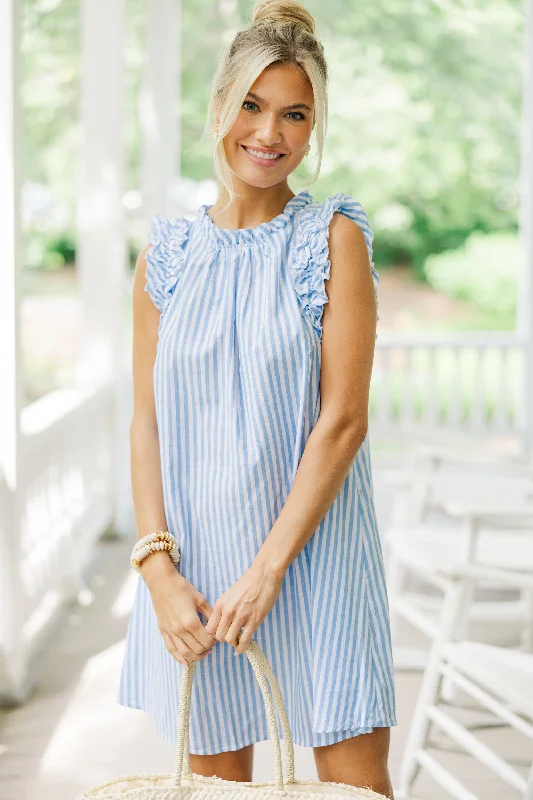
[242,145,286,163]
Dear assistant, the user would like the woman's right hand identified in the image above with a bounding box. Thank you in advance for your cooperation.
[140,551,216,666]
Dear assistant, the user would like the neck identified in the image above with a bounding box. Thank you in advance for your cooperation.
[208,183,296,230]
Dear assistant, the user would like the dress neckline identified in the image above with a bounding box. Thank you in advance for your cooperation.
[197,189,313,247]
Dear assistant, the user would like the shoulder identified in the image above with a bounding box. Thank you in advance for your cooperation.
[294,192,374,256]
[288,192,380,340]
[328,208,369,264]
[143,213,191,314]
[147,213,191,259]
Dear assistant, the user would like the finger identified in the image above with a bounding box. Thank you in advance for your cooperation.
[191,618,217,651]
[215,614,233,645]
[163,630,209,665]
[225,617,246,648]
[195,592,214,622]
[178,627,212,658]
[234,624,253,655]
[172,632,212,663]
[204,605,223,638]
[162,631,188,665]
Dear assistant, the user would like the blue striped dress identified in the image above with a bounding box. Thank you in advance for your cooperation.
[116,189,396,754]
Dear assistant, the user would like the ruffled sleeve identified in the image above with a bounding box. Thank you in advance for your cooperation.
[288,192,380,342]
[144,213,190,315]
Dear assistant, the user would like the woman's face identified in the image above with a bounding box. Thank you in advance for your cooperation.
[220,62,315,189]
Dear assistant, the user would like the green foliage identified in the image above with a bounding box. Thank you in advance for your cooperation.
[25,228,76,270]
[48,232,75,264]
[22,0,81,221]
[423,231,521,320]
[315,0,522,271]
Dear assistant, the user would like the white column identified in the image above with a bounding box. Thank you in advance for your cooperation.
[77,0,131,535]
[519,0,533,455]
[140,0,181,225]
[0,0,28,702]
[77,0,127,388]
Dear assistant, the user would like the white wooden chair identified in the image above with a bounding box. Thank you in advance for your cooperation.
[386,503,533,669]
[382,439,533,529]
[381,440,533,668]
[399,565,533,800]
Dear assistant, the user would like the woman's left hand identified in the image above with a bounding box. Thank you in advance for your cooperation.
[204,560,285,654]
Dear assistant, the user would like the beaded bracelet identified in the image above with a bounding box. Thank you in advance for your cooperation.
[131,530,180,574]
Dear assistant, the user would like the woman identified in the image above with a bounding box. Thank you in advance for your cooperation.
[117,1,396,796]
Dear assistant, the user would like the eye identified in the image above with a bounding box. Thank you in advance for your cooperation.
[242,101,306,121]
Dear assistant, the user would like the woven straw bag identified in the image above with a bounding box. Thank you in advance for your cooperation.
[75,638,388,800]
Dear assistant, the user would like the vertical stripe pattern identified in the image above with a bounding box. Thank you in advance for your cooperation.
[117,190,396,754]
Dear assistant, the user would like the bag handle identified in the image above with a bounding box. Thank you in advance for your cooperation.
[172,638,296,791]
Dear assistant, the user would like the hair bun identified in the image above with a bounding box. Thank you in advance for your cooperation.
[250,0,315,37]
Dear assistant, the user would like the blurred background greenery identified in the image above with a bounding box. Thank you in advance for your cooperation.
[21,0,523,332]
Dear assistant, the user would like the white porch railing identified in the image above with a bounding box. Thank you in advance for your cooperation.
[371,333,528,441]
[0,374,134,703]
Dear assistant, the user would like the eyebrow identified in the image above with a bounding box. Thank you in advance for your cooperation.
[245,91,312,112]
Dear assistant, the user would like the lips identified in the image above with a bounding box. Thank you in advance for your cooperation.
[242,145,286,168]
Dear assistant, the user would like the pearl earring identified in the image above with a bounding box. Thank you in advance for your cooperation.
[213,120,219,138]
[305,144,310,156]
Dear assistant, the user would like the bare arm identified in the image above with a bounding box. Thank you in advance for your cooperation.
[255,212,377,576]
[130,243,215,663]
[130,243,169,557]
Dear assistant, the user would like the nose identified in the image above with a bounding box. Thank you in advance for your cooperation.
[256,114,282,147]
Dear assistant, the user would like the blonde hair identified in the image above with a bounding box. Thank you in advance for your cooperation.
[202,0,328,211]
